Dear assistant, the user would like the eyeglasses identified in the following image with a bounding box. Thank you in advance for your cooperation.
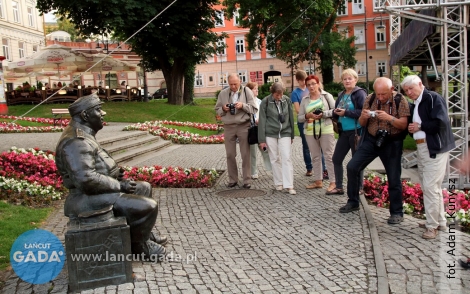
[306,82,317,86]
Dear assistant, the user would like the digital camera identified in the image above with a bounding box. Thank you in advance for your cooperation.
[226,103,236,115]
[375,129,389,148]
[278,113,286,123]
[313,109,323,115]
[369,110,377,118]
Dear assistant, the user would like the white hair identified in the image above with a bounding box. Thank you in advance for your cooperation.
[401,75,422,88]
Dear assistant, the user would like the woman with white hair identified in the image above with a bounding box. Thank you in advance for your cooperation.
[258,82,296,195]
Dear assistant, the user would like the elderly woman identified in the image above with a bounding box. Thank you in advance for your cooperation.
[327,69,367,195]
[258,82,296,195]
[246,82,272,179]
[298,75,336,192]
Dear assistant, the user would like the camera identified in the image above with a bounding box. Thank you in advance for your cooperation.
[313,109,323,115]
[278,113,286,123]
[375,129,389,148]
[226,103,236,115]
[369,110,377,118]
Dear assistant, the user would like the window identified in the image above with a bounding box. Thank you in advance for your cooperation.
[375,26,385,43]
[219,72,228,86]
[337,1,348,16]
[354,27,365,50]
[235,38,245,54]
[304,67,314,75]
[356,62,366,76]
[374,0,383,10]
[238,71,247,83]
[234,8,240,26]
[352,0,364,14]
[217,40,226,56]
[27,7,33,27]
[18,42,24,58]
[215,10,225,27]
[12,1,20,23]
[32,45,38,53]
[377,61,387,76]
[209,76,213,82]
[195,74,203,87]
[0,0,4,18]
[375,25,386,49]
[2,38,10,61]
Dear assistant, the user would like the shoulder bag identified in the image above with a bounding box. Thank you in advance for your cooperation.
[248,113,258,145]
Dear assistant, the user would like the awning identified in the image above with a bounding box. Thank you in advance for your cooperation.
[390,9,439,66]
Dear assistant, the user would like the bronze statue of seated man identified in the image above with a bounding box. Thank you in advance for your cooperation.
[55,94,167,260]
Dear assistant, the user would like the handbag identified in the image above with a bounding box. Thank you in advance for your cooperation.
[248,114,259,145]
[332,117,342,134]
[354,121,361,150]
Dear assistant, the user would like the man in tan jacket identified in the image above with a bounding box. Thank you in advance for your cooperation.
[215,73,258,189]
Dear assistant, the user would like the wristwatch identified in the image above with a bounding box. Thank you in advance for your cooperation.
[418,124,421,131]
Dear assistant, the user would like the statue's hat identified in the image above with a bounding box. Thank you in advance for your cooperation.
[68,94,104,116]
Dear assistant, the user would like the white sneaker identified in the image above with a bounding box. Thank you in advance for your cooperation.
[251,174,259,179]
[275,185,283,191]
[289,189,296,195]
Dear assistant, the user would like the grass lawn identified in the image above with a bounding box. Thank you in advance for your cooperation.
[0,201,53,271]
[6,98,218,124]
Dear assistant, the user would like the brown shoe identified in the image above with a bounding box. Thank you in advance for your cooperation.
[422,228,438,239]
[305,170,313,176]
[306,180,323,189]
[326,183,335,191]
[418,222,446,232]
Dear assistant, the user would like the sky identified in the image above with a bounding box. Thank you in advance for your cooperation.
[44,12,56,22]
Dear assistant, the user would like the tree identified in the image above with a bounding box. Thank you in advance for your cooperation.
[36,0,225,105]
[224,0,357,84]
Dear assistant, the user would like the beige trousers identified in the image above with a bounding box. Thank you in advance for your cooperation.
[417,143,449,229]
[305,133,336,183]
[224,121,251,185]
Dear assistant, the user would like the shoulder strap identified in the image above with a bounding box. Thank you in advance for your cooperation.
[368,93,376,108]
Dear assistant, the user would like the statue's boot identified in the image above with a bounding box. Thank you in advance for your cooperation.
[132,240,166,262]
[150,232,168,245]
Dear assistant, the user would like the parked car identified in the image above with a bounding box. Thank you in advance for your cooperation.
[152,88,168,99]
[139,89,152,100]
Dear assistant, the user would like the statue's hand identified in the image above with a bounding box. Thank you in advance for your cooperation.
[117,167,125,181]
[120,180,137,193]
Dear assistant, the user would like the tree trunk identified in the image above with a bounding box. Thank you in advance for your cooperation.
[160,58,185,105]
[183,63,195,105]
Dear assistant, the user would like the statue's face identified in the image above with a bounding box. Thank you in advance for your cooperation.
[85,105,106,131]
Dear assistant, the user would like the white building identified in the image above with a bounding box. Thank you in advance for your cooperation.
[0,0,45,62]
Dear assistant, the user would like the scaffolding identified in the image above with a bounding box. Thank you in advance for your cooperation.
[379,0,469,188]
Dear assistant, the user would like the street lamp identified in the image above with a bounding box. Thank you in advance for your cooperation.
[364,6,385,91]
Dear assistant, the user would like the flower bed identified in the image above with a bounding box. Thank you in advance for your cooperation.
[0,122,65,133]
[124,120,225,144]
[0,147,220,207]
[363,172,470,229]
[0,115,108,133]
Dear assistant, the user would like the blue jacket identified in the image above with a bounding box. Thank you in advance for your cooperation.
[414,89,455,156]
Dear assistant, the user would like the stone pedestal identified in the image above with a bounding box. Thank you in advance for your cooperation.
[65,206,133,292]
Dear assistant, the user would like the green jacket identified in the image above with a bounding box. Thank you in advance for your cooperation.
[257,94,295,143]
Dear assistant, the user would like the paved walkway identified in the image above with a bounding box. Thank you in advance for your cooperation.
[1,124,470,293]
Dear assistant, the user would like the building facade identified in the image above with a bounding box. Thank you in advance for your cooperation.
[0,0,45,62]
[194,0,391,97]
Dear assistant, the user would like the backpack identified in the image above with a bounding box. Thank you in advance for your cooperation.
[368,93,414,140]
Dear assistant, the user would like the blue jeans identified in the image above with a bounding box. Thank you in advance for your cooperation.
[332,130,363,190]
[297,122,313,171]
[346,134,403,216]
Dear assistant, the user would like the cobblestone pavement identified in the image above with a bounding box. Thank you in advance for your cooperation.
[1,125,470,293]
